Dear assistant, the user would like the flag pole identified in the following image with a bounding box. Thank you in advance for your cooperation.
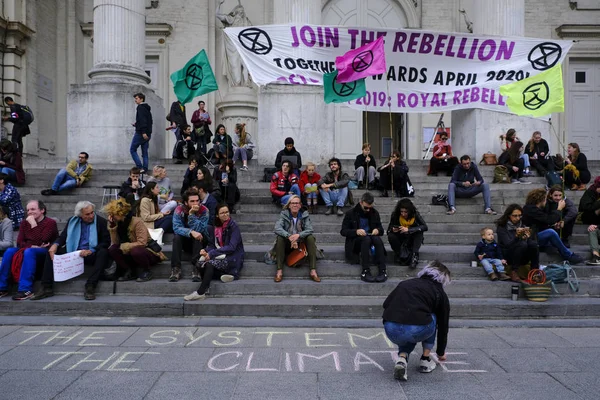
[386,77,394,196]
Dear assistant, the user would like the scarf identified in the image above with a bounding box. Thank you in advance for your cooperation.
[399,216,415,228]
[66,215,98,253]
[564,163,580,179]
[214,219,230,248]
[506,220,522,231]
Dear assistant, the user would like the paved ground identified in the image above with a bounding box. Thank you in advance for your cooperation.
[0,319,598,400]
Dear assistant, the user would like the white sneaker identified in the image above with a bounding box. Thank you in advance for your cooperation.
[184,291,206,301]
[419,357,436,373]
[220,274,234,283]
[394,357,408,381]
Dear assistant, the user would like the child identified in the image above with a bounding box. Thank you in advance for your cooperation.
[474,228,510,281]
[299,162,321,214]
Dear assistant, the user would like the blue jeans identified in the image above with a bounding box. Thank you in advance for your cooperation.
[304,184,318,199]
[0,167,16,181]
[130,133,150,170]
[384,314,437,360]
[447,182,492,210]
[538,228,573,259]
[480,258,505,274]
[521,153,530,169]
[0,247,48,292]
[280,184,301,205]
[319,187,348,207]
[51,168,77,192]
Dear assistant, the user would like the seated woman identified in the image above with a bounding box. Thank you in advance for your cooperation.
[147,165,178,213]
[579,177,600,265]
[498,141,531,184]
[0,206,12,256]
[522,188,584,264]
[427,133,458,176]
[180,159,198,195]
[377,151,412,197]
[213,159,239,214]
[137,182,173,233]
[0,139,25,185]
[184,204,245,301]
[0,200,58,300]
[501,128,532,176]
[192,165,221,202]
[212,124,233,161]
[0,172,25,230]
[273,195,320,283]
[387,198,427,269]
[105,199,166,282]
[354,143,377,188]
[561,143,590,190]
[232,123,255,171]
[299,162,321,213]
[525,131,553,175]
[495,204,539,282]
[546,185,577,247]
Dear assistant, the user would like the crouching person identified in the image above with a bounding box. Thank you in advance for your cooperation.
[104,199,166,282]
[32,201,110,301]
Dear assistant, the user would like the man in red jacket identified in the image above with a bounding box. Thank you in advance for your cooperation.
[270,161,300,205]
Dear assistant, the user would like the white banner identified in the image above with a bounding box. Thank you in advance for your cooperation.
[53,251,84,282]
[224,24,573,113]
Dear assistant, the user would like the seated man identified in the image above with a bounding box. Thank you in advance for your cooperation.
[341,192,387,283]
[546,185,577,247]
[171,188,210,282]
[119,167,146,207]
[354,143,377,189]
[196,181,218,225]
[41,152,93,195]
[32,201,110,301]
[174,124,196,164]
[447,155,496,216]
[274,137,302,175]
[270,160,300,205]
[319,157,351,216]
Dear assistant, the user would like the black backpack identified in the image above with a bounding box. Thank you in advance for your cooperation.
[20,105,34,125]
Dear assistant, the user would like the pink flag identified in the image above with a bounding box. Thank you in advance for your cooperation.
[335,36,387,83]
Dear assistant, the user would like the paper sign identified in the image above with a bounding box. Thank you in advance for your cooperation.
[53,251,84,282]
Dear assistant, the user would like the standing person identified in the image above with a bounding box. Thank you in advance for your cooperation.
[168,100,187,159]
[546,185,577,247]
[474,228,510,281]
[214,159,239,214]
[41,152,93,195]
[232,123,254,171]
[0,200,58,300]
[299,162,321,214]
[190,100,212,155]
[212,124,233,161]
[498,141,531,184]
[147,165,178,213]
[341,192,387,283]
[447,155,496,216]
[579,177,600,265]
[387,198,427,269]
[561,143,590,190]
[383,261,450,381]
[273,195,320,283]
[319,157,351,216]
[378,151,412,197]
[0,173,25,230]
[137,182,173,233]
[270,160,300,206]
[184,204,245,301]
[501,128,532,176]
[274,137,302,174]
[525,131,553,175]
[130,93,152,173]
[2,96,32,153]
[0,139,25,184]
[427,132,458,176]
[353,143,377,189]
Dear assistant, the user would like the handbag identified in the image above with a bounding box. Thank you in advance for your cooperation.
[148,228,164,246]
[195,125,205,137]
[479,153,498,165]
[286,242,308,267]
[147,238,163,253]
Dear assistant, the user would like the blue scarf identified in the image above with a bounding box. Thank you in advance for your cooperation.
[66,215,98,253]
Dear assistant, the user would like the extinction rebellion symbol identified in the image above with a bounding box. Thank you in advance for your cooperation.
[522,82,549,110]
[352,50,374,73]
[185,64,203,90]
[238,28,273,55]
[332,76,357,97]
[528,43,562,71]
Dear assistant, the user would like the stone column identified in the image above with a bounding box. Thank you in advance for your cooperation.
[67,0,165,164]
[451,0,547,160]
[258,0,334,166]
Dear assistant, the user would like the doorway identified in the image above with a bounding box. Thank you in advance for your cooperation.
[363,112,403,160]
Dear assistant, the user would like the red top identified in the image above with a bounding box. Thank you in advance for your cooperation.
[432,142,453,158]
[299,170,322,194]
[17,216,59,248]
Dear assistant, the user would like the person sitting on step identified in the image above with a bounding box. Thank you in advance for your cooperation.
[213,159,239,214]
[501,128,533,176]
[170,188,210,282]
[447,155,496,216]
[195,181,218,226]
[560,142,590,190]
[270,160,300,206]
[341,192,387,283]
[0,172,24,230]
[319,157,351,216]
[180,159,199,195]
[0,200,58,300]
[353,143,377,189]
[137,182,173,233]
[192,165,222,203]
[545,185,577,248]
[31,201,110,301]
[522,188,584,265]
[272,195,320,283]
[232,122,254,171]
[184,203,245,300]
[41,152,93,195]
[147,165,178,214]
[0,206,13,256]
[119,167,146,210]
[105,199,166,282]
[377,151,412,197]
[427,132,458,176]
[474,227,510,281]
[579,177,600,265]
[387,198,427,269]
[212,124,234,161]
[299,162,321,214]
[524,131,553,175]
[274,137,302,175]
[498,141,531,184]
[174,124,196,164]
[0,139,25,185]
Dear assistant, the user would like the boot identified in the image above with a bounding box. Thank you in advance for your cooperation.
[361,268,375,283]
[84,285,96,301]
[325,206,333,215]
[409,253,419,269]
[510,270,521,282]
[488,272,498,281]
[375,268,388,283]
[168,267,182,282]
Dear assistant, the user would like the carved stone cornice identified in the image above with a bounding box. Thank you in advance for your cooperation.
[0,19,35,40]
[556,24,600,38]
[80,22,172,38]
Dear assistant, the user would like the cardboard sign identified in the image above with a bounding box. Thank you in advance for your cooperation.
[53,251,84,282]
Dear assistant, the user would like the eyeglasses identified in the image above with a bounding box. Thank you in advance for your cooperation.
[510,214,522,218]
[289,202,301,205]
[363,205,373,210]
[440,137,448,141]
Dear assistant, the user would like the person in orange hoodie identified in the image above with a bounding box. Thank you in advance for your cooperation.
[299,162,321,214]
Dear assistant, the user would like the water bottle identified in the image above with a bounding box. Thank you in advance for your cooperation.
[221,172,229,186]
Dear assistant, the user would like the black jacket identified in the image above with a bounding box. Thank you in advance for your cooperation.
[135,103,153,135]
[169,101,187,127]
[545,198,577,225]
[354,154,376,170]
[579,188,600,225]
[386,210,428,235]
[450,162,484,186]
[119,177,146,199]
[474,239,503,259]
[568,153,591,184]
[341,203,384,261]
[522,204,561,238]
[274,147,302,170]
[383,276,450,357]
[55,215,111,251]
[524,139,550,159]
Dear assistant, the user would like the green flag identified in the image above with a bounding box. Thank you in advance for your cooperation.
[323,70,366,104]
[499,64,564,117]
[170,50,218,104]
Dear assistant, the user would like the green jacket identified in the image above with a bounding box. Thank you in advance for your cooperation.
[274,209,314,239]
[66,160,93,183]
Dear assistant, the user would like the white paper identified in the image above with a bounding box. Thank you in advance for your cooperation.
[53,251,85,282]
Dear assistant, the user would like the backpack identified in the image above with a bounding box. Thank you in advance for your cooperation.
[262,167,277,183]
[545,171,562,188]
[543,262,579,294]
[20,105,34,125]
[431,194,449,208]
[493,165,510,183]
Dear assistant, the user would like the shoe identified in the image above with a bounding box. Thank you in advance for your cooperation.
[136,270,153,282]
[409,253,419,269]
[518,178,531,184]
[41,189,57,196]
[12,291,34,301]
[240,165,249,171]
[336,207,344,216]
[191,273,201,282]
[0,290,8,298]
[446,207,456,215]
[174,159,183,164]
[361,268,375,283]
[220,274,235,283]
[524,171,535,177]
[184,291,206,301]
[578,184,587,191]
[498,272,511,281]
[568,253,584,265]
[117,270,136,281]
[168,267,181,282]
[586,257,600,266]
[84,286,96,301]
[309,271,321,282]
[274,270,283,282]
[485,208,497,215]
[394,357,408,381]
[511,179,520,184]
[139,169,146,175]
[375,269,388,283]
[510,271,521,282]
[419,357,436,373]
[31,286,54,300]
[325,206,333,215]
[488,272,498,281]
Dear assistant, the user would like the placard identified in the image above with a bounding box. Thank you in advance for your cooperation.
[53,251,84,282]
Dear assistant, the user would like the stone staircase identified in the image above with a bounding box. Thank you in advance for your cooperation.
[2,158,600,323]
